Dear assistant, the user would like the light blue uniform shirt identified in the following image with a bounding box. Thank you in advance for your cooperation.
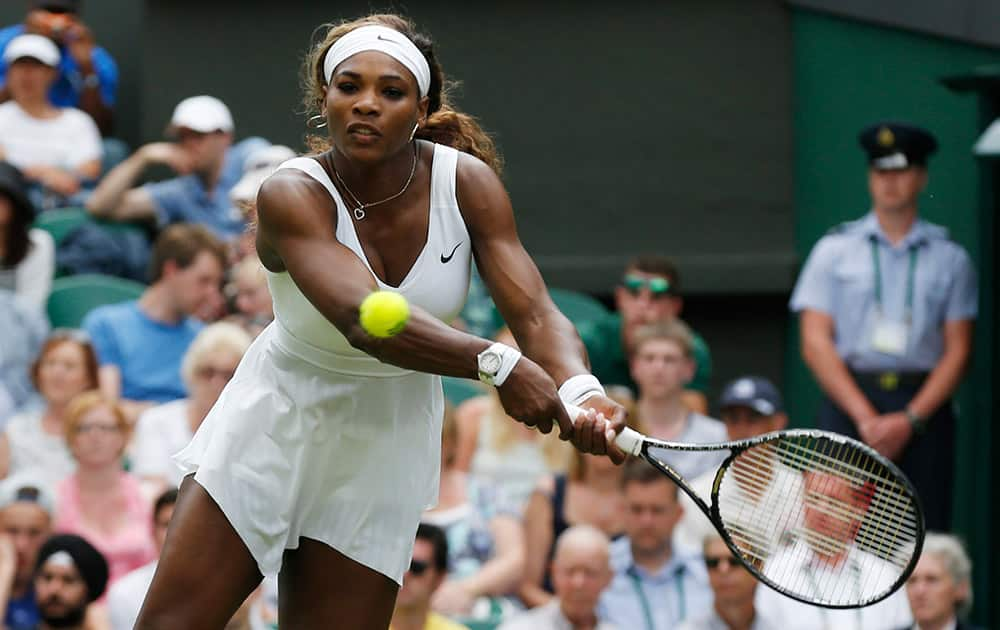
[600,536,712,630]
[144,136,269,241]
[82,301,202,402]
[789,212,977,371]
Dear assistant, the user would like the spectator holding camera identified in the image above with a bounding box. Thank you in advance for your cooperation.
[0,0,118,136]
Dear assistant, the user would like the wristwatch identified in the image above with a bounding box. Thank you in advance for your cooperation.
[477,345,505,386]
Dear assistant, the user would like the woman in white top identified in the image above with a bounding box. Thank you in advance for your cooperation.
[0,34,101,208]
[0,329,99,487]
[0,161,54,311]
[135,14,626,630]
[131,322,252,493]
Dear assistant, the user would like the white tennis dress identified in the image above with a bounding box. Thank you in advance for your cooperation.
[174,143,472,584]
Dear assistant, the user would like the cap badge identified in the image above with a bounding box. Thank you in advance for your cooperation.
[733,379,755,398]
[877,126,895,148]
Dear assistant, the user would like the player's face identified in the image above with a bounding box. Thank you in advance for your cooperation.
[551,543,611,621]
[69,405,126,467]
[868,166,927,213]
[5,59,57,102]
[629,338,693,399]
[623,479,681,556]
[906,553,966,628]
[704,539,757,605]
[1,504,51,582]
[36,341,92,407]
[325,50,429,163]
[396,539,441,608]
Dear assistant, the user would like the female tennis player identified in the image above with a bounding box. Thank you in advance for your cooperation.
[134,14,626,630]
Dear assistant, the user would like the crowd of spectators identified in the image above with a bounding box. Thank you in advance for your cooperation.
[0,2,985,629]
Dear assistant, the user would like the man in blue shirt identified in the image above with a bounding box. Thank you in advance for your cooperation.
[82,223,227,423]
[86,95,270,242]
[600,459,712,630]
[0,0,117,135]
[789,122,978,531]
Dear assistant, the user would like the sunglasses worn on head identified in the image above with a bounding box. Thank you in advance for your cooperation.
[705,555,741,571]
[408,559,430,576]
[622,275,671,297]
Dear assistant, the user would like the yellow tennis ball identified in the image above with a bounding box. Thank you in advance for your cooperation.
[359,290,410,338]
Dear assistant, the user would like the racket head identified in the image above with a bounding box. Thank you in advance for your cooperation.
[706,429,925,608]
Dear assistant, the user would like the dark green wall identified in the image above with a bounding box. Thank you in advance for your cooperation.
[788,9,999,626]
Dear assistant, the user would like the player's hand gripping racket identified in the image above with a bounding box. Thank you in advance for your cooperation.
[566,404,924,609]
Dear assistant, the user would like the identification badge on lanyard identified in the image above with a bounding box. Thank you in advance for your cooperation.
[870,316,909,356]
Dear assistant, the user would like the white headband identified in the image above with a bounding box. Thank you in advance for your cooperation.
[323,25,431,97]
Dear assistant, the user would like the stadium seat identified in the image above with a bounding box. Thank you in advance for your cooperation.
[442,376,484,406]
[46,273,145,329]
[32,207,90,244]
[548,287,609,325]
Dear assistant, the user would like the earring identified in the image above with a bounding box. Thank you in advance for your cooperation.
[410,123,419,142]
[307,114,328,130]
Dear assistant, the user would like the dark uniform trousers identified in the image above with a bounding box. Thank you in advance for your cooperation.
[818,372,954,531]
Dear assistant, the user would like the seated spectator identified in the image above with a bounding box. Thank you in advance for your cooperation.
[519,446,627,608]
[755,469,912,629]
[0,1,118,135]
[54,392,156,587]
[0,474,54,630]
[630,320,726,479]
[131,322,251,492]
[600,459,711,629]
[0,162,54,310]
[500,525,617,630]
[82,224,227,422]
[0,34,101,210]
[0,290,49,423]
[674,376,798,553]
[86,96,269,242]
[225,256,273,338]
[228,143,295,260]
[679,531,780,630]
[0,329,98,487]
[390,523,469,630]
[106,488,176,630]
[27,533,109,630]
[421,407,525,624]
[899,532,982,630]
[577,254,712,412]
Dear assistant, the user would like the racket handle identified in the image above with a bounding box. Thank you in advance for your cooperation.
[564,403,644,457]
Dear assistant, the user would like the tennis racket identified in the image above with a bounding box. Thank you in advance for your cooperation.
[566,404,924,609]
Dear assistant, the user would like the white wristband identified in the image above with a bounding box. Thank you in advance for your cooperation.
[558,374,606,406]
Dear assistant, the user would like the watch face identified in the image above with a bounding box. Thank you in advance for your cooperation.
[480,351,502,374]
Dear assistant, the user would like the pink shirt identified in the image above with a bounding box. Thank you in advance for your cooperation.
[54,472,157,589]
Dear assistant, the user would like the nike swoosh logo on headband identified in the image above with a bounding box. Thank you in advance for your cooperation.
[441,242,462,264]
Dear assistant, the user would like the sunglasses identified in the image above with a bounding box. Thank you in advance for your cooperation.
[622,275,672,297]
[408,559,430,576]
[704,555,741,571]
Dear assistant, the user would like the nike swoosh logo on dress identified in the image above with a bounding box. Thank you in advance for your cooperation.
[440,242,462,263]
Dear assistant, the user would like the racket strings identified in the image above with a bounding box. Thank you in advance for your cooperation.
[713,436,919,607]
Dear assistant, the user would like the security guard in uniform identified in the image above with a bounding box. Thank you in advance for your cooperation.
[789,122,977,531]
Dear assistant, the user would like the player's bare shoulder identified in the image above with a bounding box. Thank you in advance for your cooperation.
[454,151,511,230]
[255,163,339,272]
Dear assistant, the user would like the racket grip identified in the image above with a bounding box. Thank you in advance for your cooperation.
[564,403,644,457]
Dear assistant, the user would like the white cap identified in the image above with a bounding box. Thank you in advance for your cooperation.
[168,95,234,134]
[0,472,55,516]
[2,34,61,67]
[230,144,296,205]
